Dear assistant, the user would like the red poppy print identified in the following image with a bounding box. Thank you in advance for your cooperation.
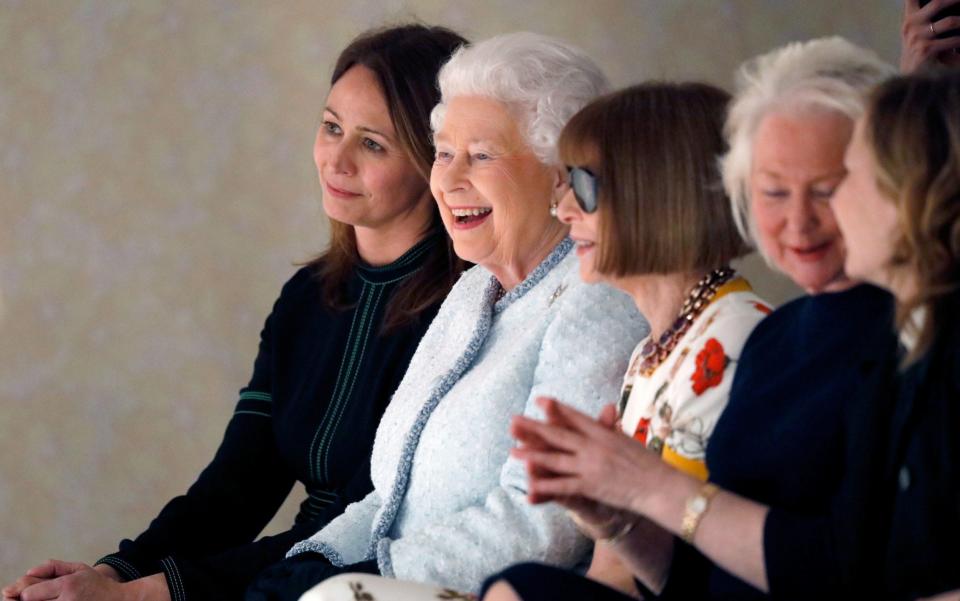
[753,302,773,315]
[691,338,728,395]
[633,417,651,445]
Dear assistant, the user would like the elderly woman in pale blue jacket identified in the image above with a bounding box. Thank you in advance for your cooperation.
[244,33,648,600]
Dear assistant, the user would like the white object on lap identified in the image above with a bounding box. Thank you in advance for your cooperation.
[299,573,477,601]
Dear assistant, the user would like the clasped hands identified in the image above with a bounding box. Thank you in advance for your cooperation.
[3,561,125,601]
[510,396,668,541]
[5,398,658,599]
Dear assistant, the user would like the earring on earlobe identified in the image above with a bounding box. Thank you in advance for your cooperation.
[549,197,559,218]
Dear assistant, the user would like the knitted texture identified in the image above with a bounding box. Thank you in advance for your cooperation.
[288,239,648,592]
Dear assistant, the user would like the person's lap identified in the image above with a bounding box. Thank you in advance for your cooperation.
[244,553,378,601]
[481,562,637,601]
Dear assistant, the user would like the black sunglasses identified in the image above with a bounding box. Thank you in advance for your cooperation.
[567,166,599,214]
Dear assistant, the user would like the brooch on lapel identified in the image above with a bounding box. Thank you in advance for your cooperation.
[548,283,567,306]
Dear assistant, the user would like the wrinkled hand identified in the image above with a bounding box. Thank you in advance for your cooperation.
[558,495,638,541]
[4,561,122,600]
[2,574,44,601]
[11,561,125,601]
[511,397,668,515]
[900,0,960,72]
[518,401,638,540]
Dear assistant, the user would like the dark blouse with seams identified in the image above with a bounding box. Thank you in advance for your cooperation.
[757,291,960,600]
[95,234,445,601]
[686,283,898,599]
[879,294,960,599]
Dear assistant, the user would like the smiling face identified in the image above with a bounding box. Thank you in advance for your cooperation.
[749,110,853,293]
[831,118,901,291]
[430,95,567,280]
[314,65,433,237]
[555,162,604,284]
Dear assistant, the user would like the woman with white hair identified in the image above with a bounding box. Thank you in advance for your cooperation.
[492,38,898,601]
[243,32,647,601]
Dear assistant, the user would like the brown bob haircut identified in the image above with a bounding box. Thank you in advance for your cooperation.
[309,24,468,332]
[558,82,749,276]
[865,69,960,364]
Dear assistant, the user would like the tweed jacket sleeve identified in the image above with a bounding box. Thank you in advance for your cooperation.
[377,280,647,592]
[286,488,384,565]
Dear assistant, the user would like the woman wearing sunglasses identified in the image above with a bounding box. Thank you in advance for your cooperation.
[479,81,771,601]
[488,39,902,601]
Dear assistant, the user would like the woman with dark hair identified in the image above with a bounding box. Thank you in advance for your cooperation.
[3,23,467,601]
[244,32,645,601]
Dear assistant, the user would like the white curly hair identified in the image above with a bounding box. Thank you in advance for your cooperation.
[430,32,610,166]
[721,36,895,258]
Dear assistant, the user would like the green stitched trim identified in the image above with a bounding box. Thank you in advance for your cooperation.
[234,410,271,418]
[392,241,430,267]
[308,281,368,482]
[160,558,186,601]
[360,237,432,272]
[95,556,140,581]
[357,265,423,286]
[322,283,385,480]
[238,390,272,402]
[316,281,384,482]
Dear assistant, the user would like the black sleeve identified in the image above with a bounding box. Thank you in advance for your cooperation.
[245,554,379,601]
[763,509,840,596]
[655,540,711,601]
[96,282,297,586]
[762,363,896,600]
[147,454,376,600]
[763,505,885,598]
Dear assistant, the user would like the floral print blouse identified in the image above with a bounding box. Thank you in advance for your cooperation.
[619,278,772,481]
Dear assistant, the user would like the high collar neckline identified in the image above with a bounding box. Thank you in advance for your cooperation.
[356,231,440,285]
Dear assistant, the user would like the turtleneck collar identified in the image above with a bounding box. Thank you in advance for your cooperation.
[356,230,442,285]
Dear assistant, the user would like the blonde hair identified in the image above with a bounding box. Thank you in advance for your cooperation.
[865,69,960,364]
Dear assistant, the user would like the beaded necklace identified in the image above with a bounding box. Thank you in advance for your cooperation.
[629,266,736,378]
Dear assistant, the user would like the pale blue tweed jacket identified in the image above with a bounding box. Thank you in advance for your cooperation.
[288,239,648,593]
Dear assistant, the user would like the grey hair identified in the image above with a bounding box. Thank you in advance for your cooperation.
[721,36,895,256]
[430,32,610,166]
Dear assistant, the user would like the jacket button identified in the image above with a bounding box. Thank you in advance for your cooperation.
[898,466,911,491]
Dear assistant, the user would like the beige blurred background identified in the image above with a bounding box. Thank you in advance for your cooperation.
[0,0,901,584]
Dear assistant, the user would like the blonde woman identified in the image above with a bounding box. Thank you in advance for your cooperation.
[829,67,960,600]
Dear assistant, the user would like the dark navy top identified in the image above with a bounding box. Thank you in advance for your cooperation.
[683,284,897,599]
[96,234,445,601]
[881,296,960,599]
[756,291,960,600]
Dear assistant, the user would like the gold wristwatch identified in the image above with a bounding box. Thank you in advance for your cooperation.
[681,482,719,544]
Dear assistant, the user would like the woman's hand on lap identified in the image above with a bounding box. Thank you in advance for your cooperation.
[9,561,168,601]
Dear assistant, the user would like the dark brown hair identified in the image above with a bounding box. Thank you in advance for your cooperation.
[309,24,468,331]
[865,69,960,363]
[558,82,749,276]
